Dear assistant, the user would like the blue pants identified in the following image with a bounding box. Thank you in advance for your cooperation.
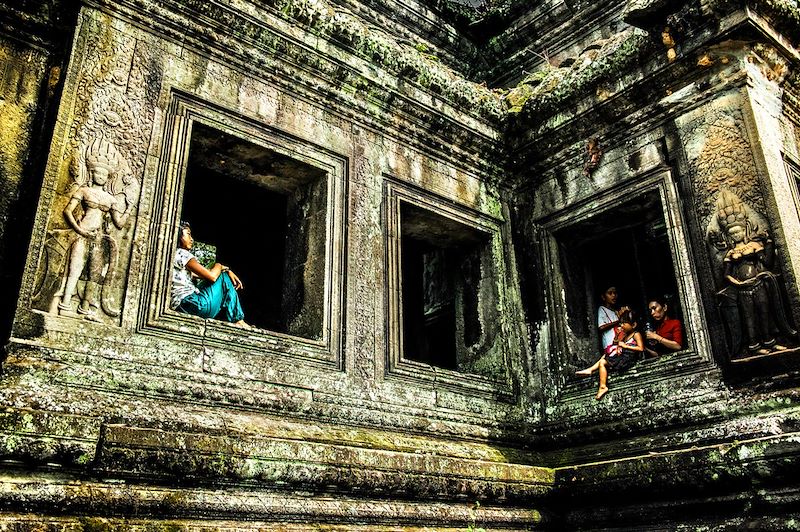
[178,272,244,323]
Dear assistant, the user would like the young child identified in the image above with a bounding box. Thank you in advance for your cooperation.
[597,285,621,355]
[576,308,644,400]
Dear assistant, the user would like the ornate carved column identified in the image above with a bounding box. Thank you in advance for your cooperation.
[674,40,800,361]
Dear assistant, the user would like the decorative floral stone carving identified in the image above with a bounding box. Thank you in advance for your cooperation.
[748,43,790,84]
[706,189,797,358]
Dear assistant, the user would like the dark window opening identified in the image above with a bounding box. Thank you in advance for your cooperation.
[400,202,493,373]
[555,191,684,361]
[180,123,327,339]
[787,158,800,216]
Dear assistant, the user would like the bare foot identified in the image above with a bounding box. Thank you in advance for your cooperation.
[595,386,609,400]
[575,369,592,377]
[234,320,251,329]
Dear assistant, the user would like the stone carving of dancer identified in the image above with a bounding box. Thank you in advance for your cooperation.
[53,136,139,320]
[711,189,796,357]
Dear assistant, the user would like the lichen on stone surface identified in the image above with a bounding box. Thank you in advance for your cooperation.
[267,0,504,119]
[752,0,800,38]
[431,0,531,28]
[501,28,653,121]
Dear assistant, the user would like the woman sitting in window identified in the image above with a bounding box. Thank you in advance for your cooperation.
[577,308,644,400]
[644,297,683,357]
[171,221,249,327]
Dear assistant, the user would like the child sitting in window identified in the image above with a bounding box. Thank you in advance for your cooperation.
[576,308,643,400]
[597,285,622,355]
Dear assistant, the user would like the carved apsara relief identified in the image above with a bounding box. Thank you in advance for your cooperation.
[678,95,799,358]
[40,136,138,319]
[706,189,797,358]
[31,13,162,323]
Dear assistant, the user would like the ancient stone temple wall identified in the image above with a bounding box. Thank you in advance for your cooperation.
[0,1,551,529]
[0,0,800,529]
[0,39,48,246]
[503,1,800,526]
[0,37,49,295]
[481,0,631,87]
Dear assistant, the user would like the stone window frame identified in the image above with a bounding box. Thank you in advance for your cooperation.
[540,168,713,397]
[383,177,515,400]
[139,91,347,368]
[784,153,800,219]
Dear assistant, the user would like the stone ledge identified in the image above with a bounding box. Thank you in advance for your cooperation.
[94,423,554,502]
[0,347,523,442]
[0,408,101,466]
[550,432,800,528]
[555,431,800,497]
[0,405,554,502]
[0,478,546,528]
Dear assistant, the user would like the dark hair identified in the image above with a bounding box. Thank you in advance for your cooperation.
[647,295,668,308]
[177,220,191,242]
[618,308,637,326]
[599,285,617,299]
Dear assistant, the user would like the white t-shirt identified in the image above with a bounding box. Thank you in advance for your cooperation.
[597,305,618,351]
[171,248,199,309]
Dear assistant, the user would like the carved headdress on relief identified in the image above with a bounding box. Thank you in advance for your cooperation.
[72,136,118,182]
[715,188,760,242]
[69,135,139,208]
[706,188,772,276]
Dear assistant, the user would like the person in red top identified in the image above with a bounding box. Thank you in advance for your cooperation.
[645,297,683,357]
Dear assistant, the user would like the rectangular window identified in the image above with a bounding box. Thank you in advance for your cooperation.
[181,123,328,339]
[400,202,489,371]
[550,187,690,372]
[143,93,347,371]
[384,179,513,394]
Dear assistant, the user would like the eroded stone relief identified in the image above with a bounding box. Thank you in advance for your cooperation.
[747,43,790,84]
[681,95,799,359]
[688,106,764,222]
[582,138,603,177]
[706,189,797,357]
[44,136,138,320]
[31,16,160,323]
